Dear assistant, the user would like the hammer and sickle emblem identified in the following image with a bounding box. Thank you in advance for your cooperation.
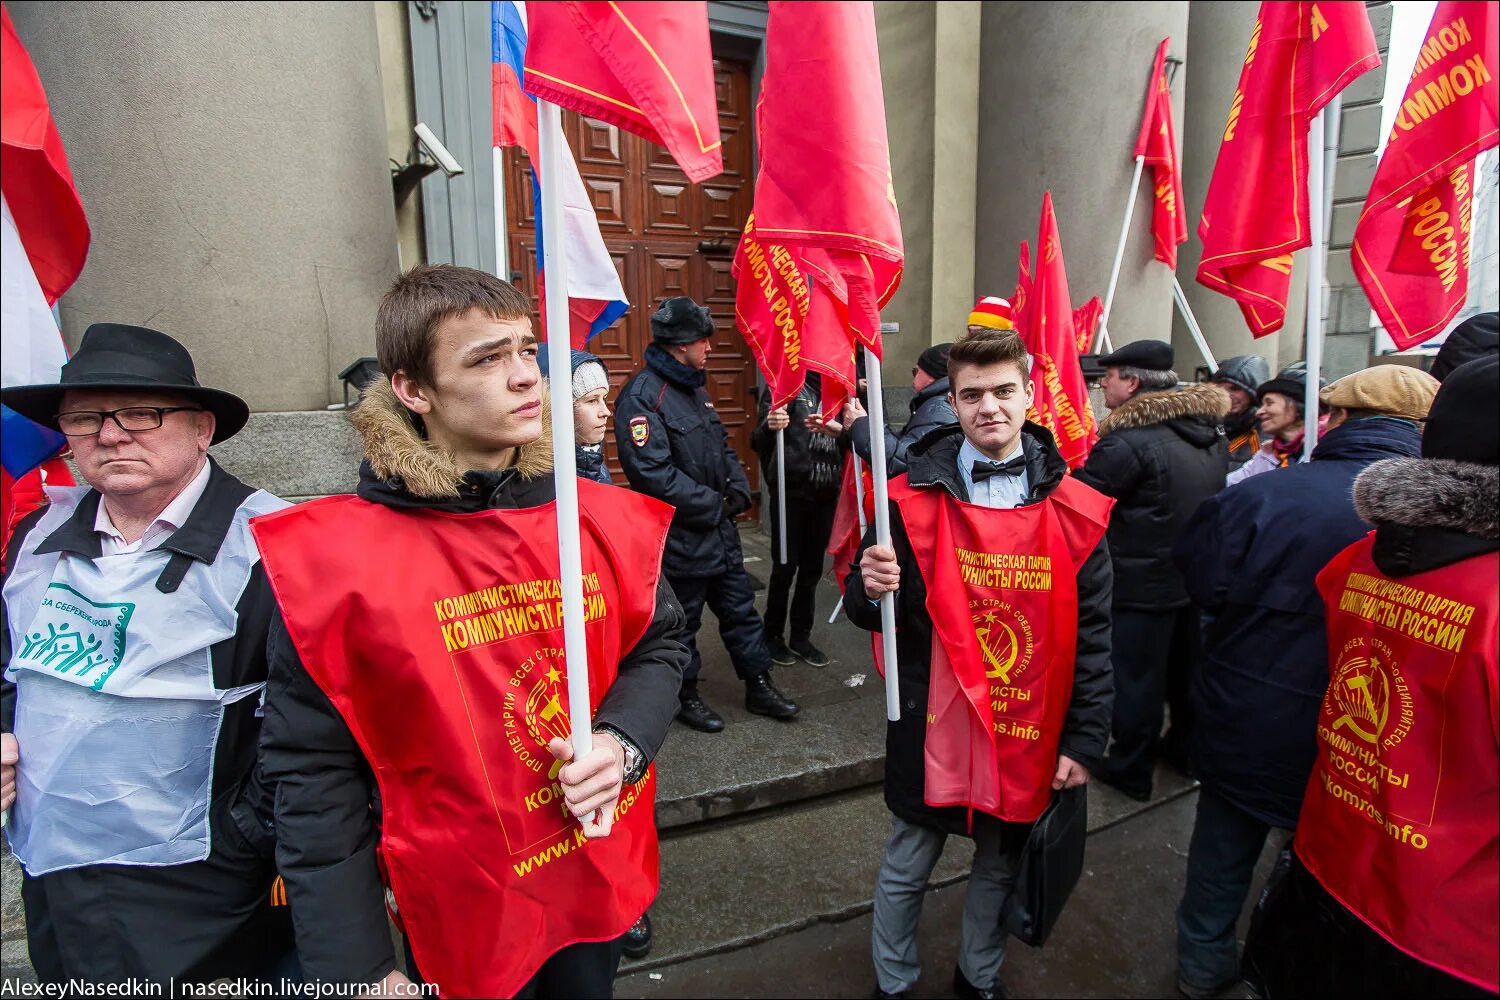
[977,621,1019,684]
[1332,656,1389,744]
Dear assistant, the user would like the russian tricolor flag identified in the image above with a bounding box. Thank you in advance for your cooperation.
[2,6,87,554]
[492,0,627,347]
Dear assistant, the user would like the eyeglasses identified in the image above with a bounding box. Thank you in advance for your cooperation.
[55,406,205,437]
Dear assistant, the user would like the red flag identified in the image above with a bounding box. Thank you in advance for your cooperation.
[1196,3,1380,336]
[746,1,903,359]
[1,5,88,303]
[1072,297,1103,354]
[1353,2,1498,350]
[1021,194,1097,469]
[522,2,722,183]
[1012,240,1033,338]
[1134,38,1188,267]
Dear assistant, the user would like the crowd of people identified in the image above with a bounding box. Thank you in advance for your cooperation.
[0,266,1495,999]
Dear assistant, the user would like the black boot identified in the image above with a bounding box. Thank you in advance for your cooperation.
[953,965,1007,1000]
[765,633,798,666]
[789,637,830,667]
[745,674,799,719]
[677,688,725,733]
[622,910,653,960]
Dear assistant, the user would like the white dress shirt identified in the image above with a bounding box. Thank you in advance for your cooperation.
[958,438,1030,510]
[94,460,212,556]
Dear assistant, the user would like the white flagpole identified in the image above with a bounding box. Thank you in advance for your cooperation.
[537,100,594,767]
[1093,154,1146,354]
[1171,276,1218,372]
[826,450,869,626]
[493,145,510,279]
[862,345,901,722]
[775,428,788,563]
[1304,109,1327,461]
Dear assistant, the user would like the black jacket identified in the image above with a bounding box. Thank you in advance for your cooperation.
[849,377,958,478]
[751,374,846,503]
[1,459,286,982]
[614,343,754,579]
[1173,417,1424,828]
[844,423,1113,836]
[259,378,689,986]
[1074,383,1229,609]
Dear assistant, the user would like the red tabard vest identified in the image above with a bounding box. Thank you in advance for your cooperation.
[892,474,1112,823]
[250,480,673,998]
[1299,538,1498,992]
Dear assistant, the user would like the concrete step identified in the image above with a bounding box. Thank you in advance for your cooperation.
[653,529,890,832]
[627,765,1199,975]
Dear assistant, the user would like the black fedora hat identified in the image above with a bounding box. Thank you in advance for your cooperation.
[1,323,250,444]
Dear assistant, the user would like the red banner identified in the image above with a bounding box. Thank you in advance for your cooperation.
[251,482,673,997]
[1,5,90,303]
[1353,1,1498,351]
[891,475,1111,822]
[1021,194,1097,469]
[746,1,902,359]
[1134,38,1188,268]
[1072,297,1103,354]
[1197,2,1380,336]
[1300,537,1499,993]
[522,1,722,183]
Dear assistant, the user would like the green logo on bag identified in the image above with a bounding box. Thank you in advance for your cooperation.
[16,583,134,690]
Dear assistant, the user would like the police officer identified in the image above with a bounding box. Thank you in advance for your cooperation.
[615,297,800,732]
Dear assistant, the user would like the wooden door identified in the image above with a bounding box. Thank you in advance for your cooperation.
[503,59,760,505]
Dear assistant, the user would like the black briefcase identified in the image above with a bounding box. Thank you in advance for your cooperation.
[1000,784,1088,947]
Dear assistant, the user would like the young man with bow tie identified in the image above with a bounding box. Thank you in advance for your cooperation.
[847,329,1114,999]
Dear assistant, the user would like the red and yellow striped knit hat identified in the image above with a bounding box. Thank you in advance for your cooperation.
[967,296,1014,331]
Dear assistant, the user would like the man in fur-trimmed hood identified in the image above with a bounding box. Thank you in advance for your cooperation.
[256,265,688,997]
[1074,340,1230,801]
[1242,356,1497,999]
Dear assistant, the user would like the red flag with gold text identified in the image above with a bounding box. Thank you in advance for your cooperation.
[1021,194,1097,469]
[1134,38,1188,267]
[1353,1,1498,350]
[747,1,902,359]
[1196,2,1380,335]
[522,1,723,182]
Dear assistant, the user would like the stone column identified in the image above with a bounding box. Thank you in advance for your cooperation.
[7,1,400,412]
[974,2,1189,360]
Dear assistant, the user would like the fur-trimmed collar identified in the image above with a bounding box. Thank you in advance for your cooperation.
[1098,382,1229,435]
[1355,458,1498,540]
[349,375,553,499]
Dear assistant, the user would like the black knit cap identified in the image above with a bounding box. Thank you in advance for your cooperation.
[650,296,714,344]
[1422,355,1498,466]
[916,343,952,379]
[1098,339,1173,372]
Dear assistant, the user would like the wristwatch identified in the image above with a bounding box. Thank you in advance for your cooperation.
[595,724,647,784]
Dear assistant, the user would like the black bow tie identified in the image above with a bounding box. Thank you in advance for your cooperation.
[972,456,1026,482]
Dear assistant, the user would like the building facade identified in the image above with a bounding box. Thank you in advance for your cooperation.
[8,0,1398,499]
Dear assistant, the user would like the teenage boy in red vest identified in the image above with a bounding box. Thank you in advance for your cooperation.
[848,329,1114,999]
[1244,356,1499,999]
[254,265,688,998]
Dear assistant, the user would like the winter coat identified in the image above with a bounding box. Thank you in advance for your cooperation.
[614,343,754,579]
[849,377,958,478]
[1173,416,1424,829]
[1241,453,1498,998]
[1074,383,1230,610]
[0,459,287,983]
[258,378,689,985]
[751,374,846,503]
[845,423,1114,836]
[576,444,612,484]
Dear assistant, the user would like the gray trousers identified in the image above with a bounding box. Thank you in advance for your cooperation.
[871,814,1020,994]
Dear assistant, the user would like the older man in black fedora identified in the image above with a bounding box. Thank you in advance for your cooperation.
[1,323,295,986]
